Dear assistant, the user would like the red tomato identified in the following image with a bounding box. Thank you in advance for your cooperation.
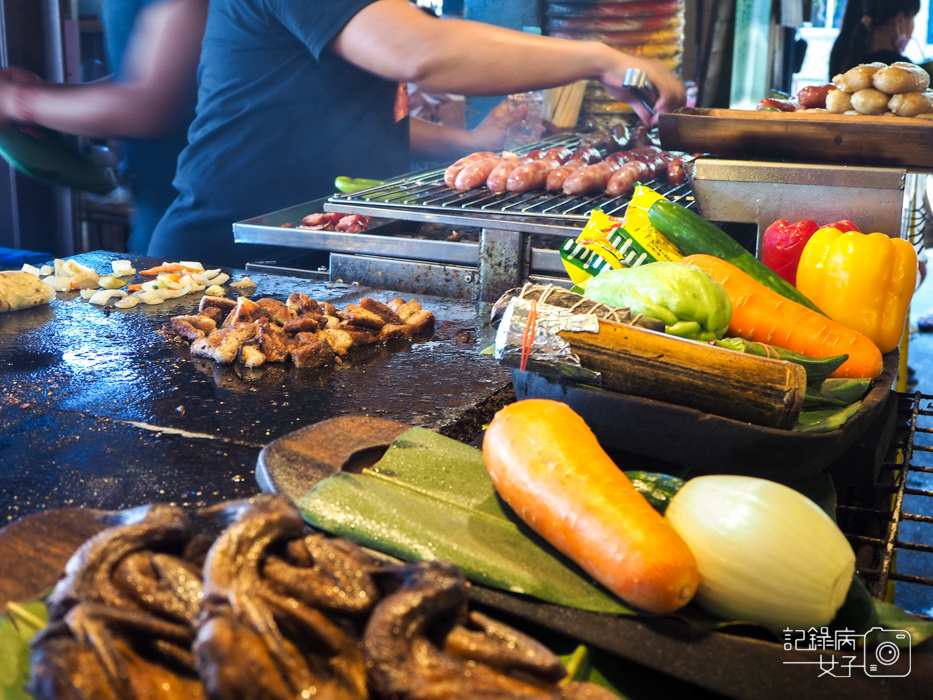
[757,97,800,112]
[761,219,820,286]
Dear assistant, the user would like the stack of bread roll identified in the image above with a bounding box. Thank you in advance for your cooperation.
[827,62,933,118]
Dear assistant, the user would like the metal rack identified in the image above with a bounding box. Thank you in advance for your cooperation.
[839,392,933,615]
[234,133,695,301]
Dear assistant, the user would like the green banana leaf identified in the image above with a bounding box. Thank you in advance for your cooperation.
[300,427,634,614]
[0,601,48,700]
[794,401,862,433]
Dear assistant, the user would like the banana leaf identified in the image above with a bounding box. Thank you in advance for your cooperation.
[0,601,48,700]
[300,427,634,615]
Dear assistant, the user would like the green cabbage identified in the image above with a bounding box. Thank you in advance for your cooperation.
[583,261,732,341]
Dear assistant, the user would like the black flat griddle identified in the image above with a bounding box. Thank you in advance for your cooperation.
[0,252,512,523]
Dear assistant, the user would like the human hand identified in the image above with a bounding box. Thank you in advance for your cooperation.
[469,98,529,152]
[0,67,42,124]
[600,56,685,125]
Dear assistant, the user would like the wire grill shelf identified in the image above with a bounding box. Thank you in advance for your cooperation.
[838,392,933,618]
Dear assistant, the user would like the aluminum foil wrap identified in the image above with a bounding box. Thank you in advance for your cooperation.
[494,296,602,384]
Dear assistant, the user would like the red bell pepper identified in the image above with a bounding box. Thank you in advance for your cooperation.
[822,219,861,233]
[761,219,820,286]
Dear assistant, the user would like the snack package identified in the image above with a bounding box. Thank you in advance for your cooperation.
[560,190,683,286]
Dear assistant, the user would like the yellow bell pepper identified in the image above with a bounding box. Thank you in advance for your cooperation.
[796,227,917,354]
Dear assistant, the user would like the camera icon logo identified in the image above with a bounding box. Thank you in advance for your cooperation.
[864,627,911,677]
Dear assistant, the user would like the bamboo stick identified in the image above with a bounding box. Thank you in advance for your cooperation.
[557,318,807,429]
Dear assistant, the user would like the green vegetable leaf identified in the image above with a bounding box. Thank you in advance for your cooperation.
[300,427,635,614]
[793,401,862,432]
[583,262,732,341]
[1,600,48,700]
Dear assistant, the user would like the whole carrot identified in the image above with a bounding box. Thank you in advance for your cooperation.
[483,399,699,614]
[683,254,882,379]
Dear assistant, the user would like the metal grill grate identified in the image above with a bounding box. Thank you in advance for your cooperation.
[838,392,933,616]
[326,135,696,231]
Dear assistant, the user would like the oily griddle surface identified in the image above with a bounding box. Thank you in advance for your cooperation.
[0,252,510,522]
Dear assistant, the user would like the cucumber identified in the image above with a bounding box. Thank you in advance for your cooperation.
[0,125,117,195]
[714,337,847,384]
[647,199,824,314]
[624,471,684,514]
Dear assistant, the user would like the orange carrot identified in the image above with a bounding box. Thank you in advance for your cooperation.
[127,283,143,291]
[138,263,202,276]
[483,399,699,614]
[683,253,882,379]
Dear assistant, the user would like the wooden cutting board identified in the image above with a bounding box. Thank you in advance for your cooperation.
[0,508,122,607]
[659,107,933,167]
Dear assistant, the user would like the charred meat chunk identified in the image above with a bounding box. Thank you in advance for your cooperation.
[290,335,337,368]
[190,323,257,364]
[359,297,403,325]
[170,315,217,342]
[255,297,293,326]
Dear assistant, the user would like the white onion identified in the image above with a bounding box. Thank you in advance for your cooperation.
[664,475,855,631]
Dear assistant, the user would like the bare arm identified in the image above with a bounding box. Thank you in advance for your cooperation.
[331,0,684,123]
[0,0,207,138]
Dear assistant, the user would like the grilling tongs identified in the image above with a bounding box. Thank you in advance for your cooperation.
[621,68,658,117]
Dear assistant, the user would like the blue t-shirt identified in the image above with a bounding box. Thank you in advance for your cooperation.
[148,0,410,268]
[100,0,196,255]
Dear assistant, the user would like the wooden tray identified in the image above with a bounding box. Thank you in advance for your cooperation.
[512,351,899,487]
[659,107,933,168]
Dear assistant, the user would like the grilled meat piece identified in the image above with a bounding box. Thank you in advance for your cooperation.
[364,561,600,699]
[170,315,217,341]
[286,292,323,316]
[378,323,415,342]
[359,297,404,325]
[256,318,290,363]
[255,298,293,326]
[290,335,337,368]
[283,313,325,334]
[199,296,237,316]
[220,297,265,328]
[238,342,266,368]
[344,303,386,330]
[190,323,257,364]
[404,309,435,335]
[320,328,354,356]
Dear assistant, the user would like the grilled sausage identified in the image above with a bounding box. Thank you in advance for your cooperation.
[546,158,587,192]
[569,146,603,164]
[455,156,505,191]
[666,156,687,185]
[444,151,497,188]
[540,146,573,164]
[606,161,650,198]
[485,158,522,193]
[507,158,562,193]
[563,161,622,196]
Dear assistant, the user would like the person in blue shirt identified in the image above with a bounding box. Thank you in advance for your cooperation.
[146,0,685,268]
[0,0,207,254]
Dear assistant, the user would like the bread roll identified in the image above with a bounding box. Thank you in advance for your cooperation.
[833,63,886,92]
[873,63,930,95]
[850,88,890,115]
[888,91,933,117]
[825,88,853,113]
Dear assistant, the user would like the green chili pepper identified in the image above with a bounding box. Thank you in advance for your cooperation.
[334,176,385,193]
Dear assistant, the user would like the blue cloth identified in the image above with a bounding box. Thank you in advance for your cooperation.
[100,0,197,255]
[148,0,410,268]
[0,247,51,267]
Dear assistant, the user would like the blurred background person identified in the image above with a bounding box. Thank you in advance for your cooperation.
[829,0,921,78]
[0,0,208,254]
[149,0,685,268]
